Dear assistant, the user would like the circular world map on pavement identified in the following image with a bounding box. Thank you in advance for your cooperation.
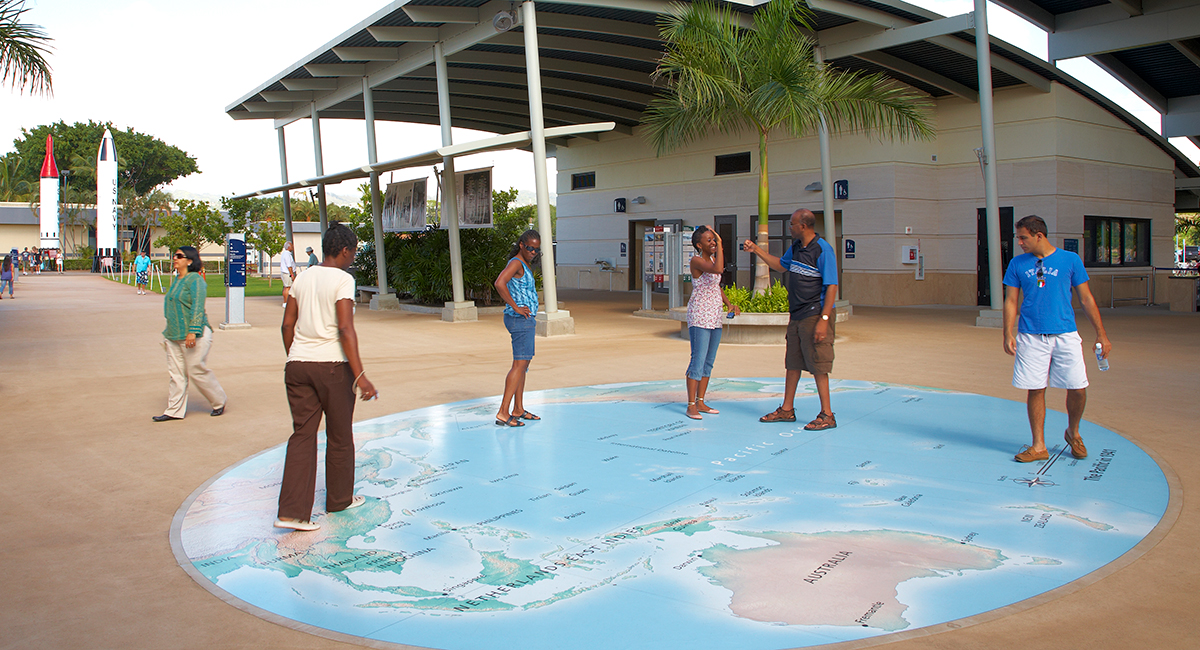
[173,379,1170,650]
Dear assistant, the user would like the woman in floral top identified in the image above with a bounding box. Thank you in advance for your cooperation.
[685,226,738,420]
[154,246,226,422]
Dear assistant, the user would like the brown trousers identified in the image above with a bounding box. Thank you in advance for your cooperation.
[277,361,357,521]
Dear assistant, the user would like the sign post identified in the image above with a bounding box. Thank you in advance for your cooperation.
[221,233,252,330]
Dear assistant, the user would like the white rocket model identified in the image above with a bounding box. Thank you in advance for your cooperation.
[95,129,118,259]
[39,134,59,249]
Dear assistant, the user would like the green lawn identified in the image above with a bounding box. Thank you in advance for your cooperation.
[106,273,285,298]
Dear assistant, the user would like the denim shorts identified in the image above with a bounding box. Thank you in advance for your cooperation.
[504,313,536,361]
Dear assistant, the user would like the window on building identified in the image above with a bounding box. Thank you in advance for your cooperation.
[1082,216,1150,267]
[715,152,752,176]
[571,172,596,190]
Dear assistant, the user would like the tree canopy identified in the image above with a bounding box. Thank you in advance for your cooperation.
[7,120,198,201]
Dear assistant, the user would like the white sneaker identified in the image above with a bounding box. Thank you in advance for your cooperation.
[274,518,320,531]
[345,495,366,510]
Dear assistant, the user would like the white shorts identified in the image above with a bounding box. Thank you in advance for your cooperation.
[1012,331,1089,390]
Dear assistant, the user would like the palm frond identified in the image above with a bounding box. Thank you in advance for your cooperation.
[809,69,936,141]
[0,0,53,95]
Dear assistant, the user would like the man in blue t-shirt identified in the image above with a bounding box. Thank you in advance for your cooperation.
[134,250,152,295]
[1002,215,1111,463]
[744,208,839,430]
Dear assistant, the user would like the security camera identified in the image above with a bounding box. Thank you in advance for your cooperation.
[493,11,516,32]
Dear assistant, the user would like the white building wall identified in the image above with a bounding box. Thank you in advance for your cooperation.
[555,83,1177,306]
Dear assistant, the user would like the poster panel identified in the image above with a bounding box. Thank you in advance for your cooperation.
[453,167,493,228]
[383,179,428,232]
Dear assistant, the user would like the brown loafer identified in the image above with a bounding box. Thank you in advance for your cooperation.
[1064,431,1087,459]
[804,411,837,431]
[1014,447,1050,463]
[759,406,796,423]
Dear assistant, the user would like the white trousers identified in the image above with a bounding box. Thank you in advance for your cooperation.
[163,327,226,417]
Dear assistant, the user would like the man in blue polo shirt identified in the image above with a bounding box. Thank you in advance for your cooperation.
[1003,215,1111,463]
[744,208,839,430]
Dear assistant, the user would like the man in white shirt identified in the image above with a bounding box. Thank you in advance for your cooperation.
[276,222,377,531]
[280,241,297,307]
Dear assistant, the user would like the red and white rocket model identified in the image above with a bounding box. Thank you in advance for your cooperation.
[39,134,59,249]
[95,129,118,259]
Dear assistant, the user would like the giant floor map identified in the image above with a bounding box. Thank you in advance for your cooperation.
[173,379,1170,650]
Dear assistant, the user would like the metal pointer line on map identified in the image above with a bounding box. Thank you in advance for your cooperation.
[1037,445,1068,476]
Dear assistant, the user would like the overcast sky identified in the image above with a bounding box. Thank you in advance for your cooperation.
[1,0,1195,205]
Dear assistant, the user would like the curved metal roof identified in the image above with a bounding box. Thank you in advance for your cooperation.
[226,0,1200,178]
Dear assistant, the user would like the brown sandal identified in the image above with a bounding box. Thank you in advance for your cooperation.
[804,411,837,430]
[759,406,796,423]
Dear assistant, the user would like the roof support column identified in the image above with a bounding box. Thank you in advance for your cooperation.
[974,0,1004,325]
[522,0,573,336]
[277,126,294,246]
[311,103,328,240]
[364,78,398,310]
[814,49,838,280]
[436,41,477,322]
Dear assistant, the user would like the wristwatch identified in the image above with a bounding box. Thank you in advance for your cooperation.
[821,314,830,321]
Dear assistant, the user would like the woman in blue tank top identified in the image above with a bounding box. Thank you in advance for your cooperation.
[493,229,542,427]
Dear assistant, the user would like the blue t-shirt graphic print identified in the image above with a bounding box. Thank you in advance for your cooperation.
[1002,248,1088,335]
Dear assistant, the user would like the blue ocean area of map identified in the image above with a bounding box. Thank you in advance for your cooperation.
[175,379,1169,650]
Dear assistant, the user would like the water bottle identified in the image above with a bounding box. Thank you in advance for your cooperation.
[1095,343,1109,371]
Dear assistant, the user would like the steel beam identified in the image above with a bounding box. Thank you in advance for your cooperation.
[402,6,478,23]
[333,47,400,61]
[310,103,327,238]
[524,1,563,320]
[810,0,1049,92]
[975,0,1003,313]
[363,78,389,299]
[820,13,975,60]
[450,48,657,87]
[489,31,660,64]
[280,78,339,91]
[367,26,440,42]
[1089,53,1167,111]
[1049,5,1200,61]
[855,51,978,101]
[277,126,293,245]
[1163,94,1200,138]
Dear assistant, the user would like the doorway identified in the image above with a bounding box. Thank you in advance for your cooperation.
[714,215,737,287]
[977,206,1014,306]
[628,219,655,291]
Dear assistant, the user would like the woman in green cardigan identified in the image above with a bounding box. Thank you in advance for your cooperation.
[154,246,227,422]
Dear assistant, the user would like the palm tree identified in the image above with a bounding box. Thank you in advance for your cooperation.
[643,0,935,293]
[0,153,32,201]
[0,0,52,95]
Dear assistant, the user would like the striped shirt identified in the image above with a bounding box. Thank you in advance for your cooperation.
[504,258,539,318]
[162,272,210,340]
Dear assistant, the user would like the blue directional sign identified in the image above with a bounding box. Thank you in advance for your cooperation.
[227,237,246,288]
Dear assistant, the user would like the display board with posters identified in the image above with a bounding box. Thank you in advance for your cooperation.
[382,179,428,232]
[454,167,493,228]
